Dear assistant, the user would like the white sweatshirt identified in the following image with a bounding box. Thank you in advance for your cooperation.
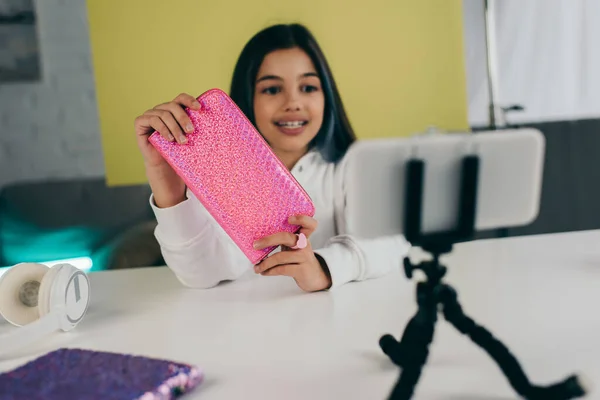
[150,149,411,290]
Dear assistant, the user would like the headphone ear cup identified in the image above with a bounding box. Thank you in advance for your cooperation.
[0,263,49,327]
[37,265,62,318]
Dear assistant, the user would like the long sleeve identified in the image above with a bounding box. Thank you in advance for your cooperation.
[315,234,410,289]
[149,149,411,291]
[313,153,412,289]
[150,189,251,288]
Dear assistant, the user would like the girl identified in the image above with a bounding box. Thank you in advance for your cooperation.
[133,23,410,292]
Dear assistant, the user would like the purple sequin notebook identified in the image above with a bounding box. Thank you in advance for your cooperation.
[0,348,203,400]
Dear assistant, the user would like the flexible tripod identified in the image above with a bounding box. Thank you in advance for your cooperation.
[379,156,588,400]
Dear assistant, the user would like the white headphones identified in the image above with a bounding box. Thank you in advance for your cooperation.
[0,262,90,357]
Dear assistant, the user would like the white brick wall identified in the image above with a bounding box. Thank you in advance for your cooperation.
[0,0,104,189]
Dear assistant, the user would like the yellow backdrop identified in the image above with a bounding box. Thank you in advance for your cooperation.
[87,0,468,186]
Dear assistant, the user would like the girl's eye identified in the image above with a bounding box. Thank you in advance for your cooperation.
[261,86,281,95]
[302,85,319,93]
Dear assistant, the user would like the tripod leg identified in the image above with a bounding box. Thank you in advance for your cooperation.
[380,282,438,400]
[439,284,588,400]
[386,322,434,400]
[380,316,422,368]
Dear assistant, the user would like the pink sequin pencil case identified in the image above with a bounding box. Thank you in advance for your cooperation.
[148,88,315,264]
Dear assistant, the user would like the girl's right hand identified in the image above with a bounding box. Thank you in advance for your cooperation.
[133,93,201,208]
[134,92,201,169]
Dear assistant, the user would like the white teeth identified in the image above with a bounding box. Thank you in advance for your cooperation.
[278,121,305,128]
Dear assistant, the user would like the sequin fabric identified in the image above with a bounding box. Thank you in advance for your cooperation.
[0,348,203,399]
[148,88,315,264]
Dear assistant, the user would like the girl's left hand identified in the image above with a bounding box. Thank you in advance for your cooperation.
[253,215,332,292]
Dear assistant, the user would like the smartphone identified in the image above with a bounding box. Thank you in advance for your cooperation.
[341,128,545,239]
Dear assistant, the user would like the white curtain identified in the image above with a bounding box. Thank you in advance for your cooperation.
[463,0,600,126]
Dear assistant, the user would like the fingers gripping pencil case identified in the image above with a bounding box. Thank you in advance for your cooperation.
[148,88,315,265]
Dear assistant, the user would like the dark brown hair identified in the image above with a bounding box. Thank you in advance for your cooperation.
[229,23,356,163]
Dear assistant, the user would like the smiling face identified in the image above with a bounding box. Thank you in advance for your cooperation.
[253,47,325,169]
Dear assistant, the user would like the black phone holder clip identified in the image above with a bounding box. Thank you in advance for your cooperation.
[380,155,588,400]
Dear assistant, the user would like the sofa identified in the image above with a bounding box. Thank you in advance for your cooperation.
[0,178,164,271]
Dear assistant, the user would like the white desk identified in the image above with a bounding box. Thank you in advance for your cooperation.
[1,230,599,399]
